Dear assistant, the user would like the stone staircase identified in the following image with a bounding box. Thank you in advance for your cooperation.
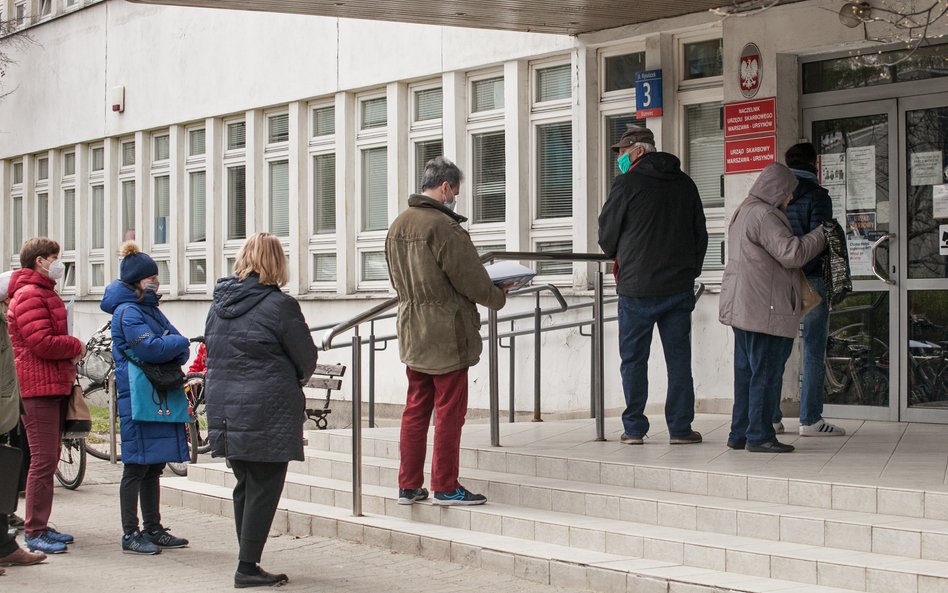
[162,425,948,593]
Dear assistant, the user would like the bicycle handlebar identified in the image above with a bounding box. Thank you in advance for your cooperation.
[190,336,205,344]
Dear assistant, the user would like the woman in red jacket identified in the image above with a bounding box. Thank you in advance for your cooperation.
[7,238,85,555]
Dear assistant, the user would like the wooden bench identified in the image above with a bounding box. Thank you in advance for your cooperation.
[304,363,347,430]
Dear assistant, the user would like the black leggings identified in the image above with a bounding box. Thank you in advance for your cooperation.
[120,463,165,535]
[230,460,288,564]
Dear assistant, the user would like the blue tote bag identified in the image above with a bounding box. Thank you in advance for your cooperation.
[126,352,189,423]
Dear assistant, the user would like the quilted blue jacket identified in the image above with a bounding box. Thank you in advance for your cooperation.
[784,168,833,278]
[101,280,190,465]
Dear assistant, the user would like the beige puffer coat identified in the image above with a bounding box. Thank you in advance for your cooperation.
[386,195,506,375]
[718,164,827,338]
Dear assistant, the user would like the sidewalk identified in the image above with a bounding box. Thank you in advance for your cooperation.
[2,457,582,592]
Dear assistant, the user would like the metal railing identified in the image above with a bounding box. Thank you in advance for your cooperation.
[317,251,614,515]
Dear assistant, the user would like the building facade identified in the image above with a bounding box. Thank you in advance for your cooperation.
[1,0,946,422]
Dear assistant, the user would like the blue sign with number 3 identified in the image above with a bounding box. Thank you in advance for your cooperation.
[635,70,663,118]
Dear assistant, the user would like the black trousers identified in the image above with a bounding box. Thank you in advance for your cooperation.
[8,422,29,495]
[120,463,165,535]
[230,459,287,564]
[0,513,16,557]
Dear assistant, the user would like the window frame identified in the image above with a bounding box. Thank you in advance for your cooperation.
[354,90,389,292]
[598,45,648,101]
[35,153,49,237]
[468,69,505,123]
[677,31,724,90]
[530,57,573,114]
[307,99,337,290]
[223,116,248,247]
[408,80,444,196]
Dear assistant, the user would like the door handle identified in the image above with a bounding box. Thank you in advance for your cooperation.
[869,233,895,285]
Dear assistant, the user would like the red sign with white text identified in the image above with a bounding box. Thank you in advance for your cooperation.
[724,98,776,139]
[725,135,777,174]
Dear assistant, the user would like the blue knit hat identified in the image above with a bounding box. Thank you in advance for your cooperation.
[119,241,159,284]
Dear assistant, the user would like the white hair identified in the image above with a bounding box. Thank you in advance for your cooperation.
[631,142,656,154]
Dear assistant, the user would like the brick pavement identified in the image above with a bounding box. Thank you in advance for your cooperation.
[2,457,585,592]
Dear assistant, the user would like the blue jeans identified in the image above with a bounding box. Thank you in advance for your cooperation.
[617,290,696,438]
[730,328,794,446]
[772,276,829,426]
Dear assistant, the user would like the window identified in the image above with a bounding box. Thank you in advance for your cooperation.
[62,262,76,289]
[312,253,337,283]
[414,140,443,191]
[121,180,136,241]
[154,176,170,244]
[536,64,571,103]
[604,114,644,180]
[63,153,75,176]
[63,189,76,251]
[39,0,51,17]
[536,122,572,219]
[91,186,105,249]
[683,39,723,80]
[14,2,25,26]
[91,147,104,171]
[472,131,505,223]
[92,263,105,288]
[361,251,388,282]
[269,160,290,237]
[227,122,246,150]
[536,240,572,275]
[189,129,206,156]
[12,162,22,185]
[189,171,206,242]
[476,243,506,256]
[684,102,724,209]
[156,261,171,285]
[472,77,504,113]
[360,97,387,130]
[37,193,48,237]
[414,88,443,122]
[153,135,170,161]
[313,106,335,137]
[313,154,336,234]
[803,44,948,93]
[11,196,22,254]
[361,147,388,231]
[704,232,725,273]
[122,141,136,167]
[36,157,48,181]
[189,259,207,285]
[604,52,646,92]
[268,114,289,144]
[227,166,246,240]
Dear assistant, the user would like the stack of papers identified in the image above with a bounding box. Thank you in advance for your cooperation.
[484,261,536,291]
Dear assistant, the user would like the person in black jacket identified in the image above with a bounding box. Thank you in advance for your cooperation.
[771,143,845,437]
[598,125,708,445]
[205,233,318,589]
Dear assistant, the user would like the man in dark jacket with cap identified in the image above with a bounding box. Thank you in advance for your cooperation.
[598,125,708,445]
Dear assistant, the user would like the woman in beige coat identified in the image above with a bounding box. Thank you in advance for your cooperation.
[719,164,827,453]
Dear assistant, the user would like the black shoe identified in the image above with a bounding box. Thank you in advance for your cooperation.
[433,486,487,506]
[746,440,795,453]
[234,567,289,589]
[669,431,702,445]
[397,487,429,505]
[726,439,746,450]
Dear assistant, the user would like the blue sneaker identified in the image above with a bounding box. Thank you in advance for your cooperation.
[45,528,74,544]
[432,486,487,506]
[121,531,161,555]
[142,527,188,549]
[25,532,68,554]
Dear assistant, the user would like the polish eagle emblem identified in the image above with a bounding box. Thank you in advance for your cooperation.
[740,57,760,90]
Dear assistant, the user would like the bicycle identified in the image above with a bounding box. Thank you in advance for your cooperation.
[55,437,87,490]
[824,322,890,407]
[78,322,121,462]
[167,337,209,476]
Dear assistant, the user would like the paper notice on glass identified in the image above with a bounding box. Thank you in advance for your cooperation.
[933,185,948,219]
[847,236,874,277]
[846,212,876,237]
[819,153,846,185]
[826,183,847,222]
[910,151,943,186]
[484,261,536,290]
[846,146,876,211]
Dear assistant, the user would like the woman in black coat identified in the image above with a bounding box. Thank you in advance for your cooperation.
[204,233,318,589]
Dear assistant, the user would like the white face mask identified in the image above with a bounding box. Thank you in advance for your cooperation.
[443,185,458,212]
[44,258,65,281]
[144,280,160,293]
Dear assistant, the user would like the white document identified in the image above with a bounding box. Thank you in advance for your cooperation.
[847,237,874,277]
[826,183,847,222]
[846,146,876,211]
[819,153,846,185]
[933,184,948,219]
[911,151,944,186]
[484,261,536,290]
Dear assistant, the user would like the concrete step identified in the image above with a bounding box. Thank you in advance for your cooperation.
[162,476,859,593]
[304,429,948,522]
[185,462,948,592]
[276,448,948,563]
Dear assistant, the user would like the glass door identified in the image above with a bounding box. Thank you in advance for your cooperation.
[900,94,948,422]
[804,100,900,421]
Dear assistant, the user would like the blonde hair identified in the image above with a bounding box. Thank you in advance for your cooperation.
[234,233,288,287]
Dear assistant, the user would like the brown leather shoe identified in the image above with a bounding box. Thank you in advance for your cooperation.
[0,547,48,566]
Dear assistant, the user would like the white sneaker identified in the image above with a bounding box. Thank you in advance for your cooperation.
[799,419,846,436]
[773,422,784,434]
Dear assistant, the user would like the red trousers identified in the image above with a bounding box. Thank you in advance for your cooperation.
[21,395,68,537]
[398,367,468,493]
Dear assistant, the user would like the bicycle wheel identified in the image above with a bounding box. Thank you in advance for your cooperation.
[84,384,121,461]
[185,373,210,456]
[167,458,189,476]
[55,438,86,490]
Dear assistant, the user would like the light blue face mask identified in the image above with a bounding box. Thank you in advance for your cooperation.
[617,152,632,175]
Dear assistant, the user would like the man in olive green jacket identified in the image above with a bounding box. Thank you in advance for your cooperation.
[386,156,505,507]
